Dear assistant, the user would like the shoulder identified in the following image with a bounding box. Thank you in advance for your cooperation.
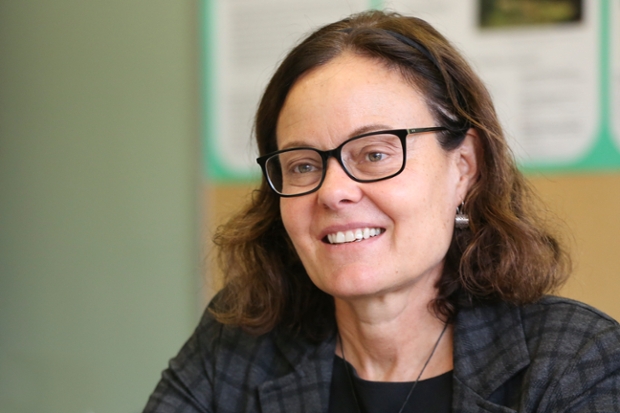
[520,295,617,327]
[457,296,620,370]
[456,295,619,344]
[193,304,298,382]
[516,296,619,346]
[144,306,274,412]
[192,304,335,412]
[520,297,620,410]
[145,301,325,413]
[453,297,620,411]
[197,297,336,384]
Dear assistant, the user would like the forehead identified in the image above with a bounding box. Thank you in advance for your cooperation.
[275,52,433,149]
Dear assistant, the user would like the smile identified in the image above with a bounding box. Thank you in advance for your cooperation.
[325,227,384,244]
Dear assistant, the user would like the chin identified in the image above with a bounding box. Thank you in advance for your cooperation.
[313,271,392,300]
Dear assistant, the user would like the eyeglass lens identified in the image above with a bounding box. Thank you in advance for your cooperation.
[265,132,404,196]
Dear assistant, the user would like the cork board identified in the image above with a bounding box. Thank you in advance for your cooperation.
[204,173,620,320]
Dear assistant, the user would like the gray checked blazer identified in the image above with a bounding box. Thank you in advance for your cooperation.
[143,296,620,412]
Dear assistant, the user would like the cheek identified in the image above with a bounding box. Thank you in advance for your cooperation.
[387,168,456,235]
[279,198,308,246]
[279,199,294,234]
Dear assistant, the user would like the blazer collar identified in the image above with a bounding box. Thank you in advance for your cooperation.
[257,301,530,412]
[257,329,337,413]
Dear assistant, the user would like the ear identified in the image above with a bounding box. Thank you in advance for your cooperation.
[454,128,479,204]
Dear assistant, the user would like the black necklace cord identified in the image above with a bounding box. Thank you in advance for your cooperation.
[397,322,449,413]
[339,332,362,413]
[338,322,449,413]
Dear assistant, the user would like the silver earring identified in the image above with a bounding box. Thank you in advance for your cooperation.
[455,202,469,229]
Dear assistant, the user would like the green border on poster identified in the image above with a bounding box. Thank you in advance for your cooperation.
[200,0,260,183]
[521,0,620,173]
[574,0,620,169]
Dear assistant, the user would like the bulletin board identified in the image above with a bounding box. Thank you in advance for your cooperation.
[201,0,620,182]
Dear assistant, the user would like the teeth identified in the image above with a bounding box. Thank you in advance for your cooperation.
[326,227,383,245]
[336,232,345,243]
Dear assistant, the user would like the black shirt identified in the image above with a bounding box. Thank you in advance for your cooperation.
[328,356,452,413]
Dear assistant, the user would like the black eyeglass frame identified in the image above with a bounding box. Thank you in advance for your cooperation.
[256,127,448,198]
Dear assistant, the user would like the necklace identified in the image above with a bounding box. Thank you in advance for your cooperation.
[338,322,449,413]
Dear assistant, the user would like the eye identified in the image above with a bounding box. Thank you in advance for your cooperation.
[279,151,322,176]
[292,162,318,174]
[366,152,387,162]
[356,143,397,164]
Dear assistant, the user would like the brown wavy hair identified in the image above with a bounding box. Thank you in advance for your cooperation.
[211,10,570,340]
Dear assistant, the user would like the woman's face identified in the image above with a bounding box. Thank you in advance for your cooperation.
[276,52,477,301]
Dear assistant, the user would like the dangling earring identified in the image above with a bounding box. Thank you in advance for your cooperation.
[455,202,469,229]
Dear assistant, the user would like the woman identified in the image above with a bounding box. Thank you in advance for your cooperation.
[143,10,620,413]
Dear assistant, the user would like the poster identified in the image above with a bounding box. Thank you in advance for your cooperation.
[203,0,620,181]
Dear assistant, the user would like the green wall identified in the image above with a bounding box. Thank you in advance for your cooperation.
[0,2,201,412]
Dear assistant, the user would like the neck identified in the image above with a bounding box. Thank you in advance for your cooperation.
[334,288,453,382]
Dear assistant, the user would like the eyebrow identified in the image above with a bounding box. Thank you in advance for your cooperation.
[278,123,393,151]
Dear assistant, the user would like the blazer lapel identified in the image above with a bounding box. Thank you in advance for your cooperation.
[258,331,336,413]
[452,302,530,411]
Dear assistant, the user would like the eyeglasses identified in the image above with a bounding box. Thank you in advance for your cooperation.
[256,127,447,197]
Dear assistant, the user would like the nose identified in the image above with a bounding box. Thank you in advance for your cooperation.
[316,157,363,209]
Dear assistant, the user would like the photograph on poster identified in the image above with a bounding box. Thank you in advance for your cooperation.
[478,0,583,28]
